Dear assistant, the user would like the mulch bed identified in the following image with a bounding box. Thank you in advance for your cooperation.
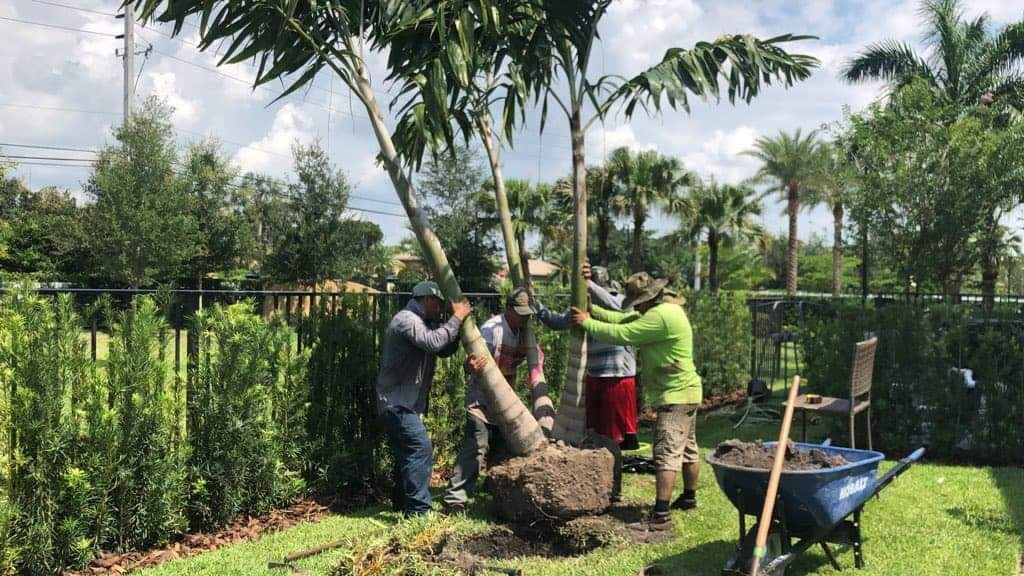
[68,499,333,575]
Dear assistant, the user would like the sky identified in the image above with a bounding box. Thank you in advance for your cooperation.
[1,0,1022,248]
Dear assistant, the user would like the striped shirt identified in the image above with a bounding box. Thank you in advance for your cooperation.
[465,312,544,422]
[536,281,637,378]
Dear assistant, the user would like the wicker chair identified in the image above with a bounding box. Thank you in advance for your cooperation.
[790,337,878,449]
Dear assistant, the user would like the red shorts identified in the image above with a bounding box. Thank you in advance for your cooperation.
[585,375,638,444]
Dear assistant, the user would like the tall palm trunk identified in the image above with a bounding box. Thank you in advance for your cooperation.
[786,183,800,297]
[631,205,645,272]
[597,216,611,266]
[707,229,720,294]
[477,114,554,431]
[551,105,589,444]
[832,203,844,298]
[353,58,546,456]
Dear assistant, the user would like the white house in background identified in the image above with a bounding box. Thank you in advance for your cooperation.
[495,258,561,285]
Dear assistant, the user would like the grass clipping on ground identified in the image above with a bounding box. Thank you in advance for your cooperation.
[330,516,456,576]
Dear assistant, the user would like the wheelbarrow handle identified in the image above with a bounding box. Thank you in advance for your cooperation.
[874,447,926,496]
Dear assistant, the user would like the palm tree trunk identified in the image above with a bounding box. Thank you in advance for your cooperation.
[832,203,844,298]
[598,216,610,266]
[551,105,589,444]
[477,114,554,432]
[786,183,799,297]
[708,230,719,294]
[631,207,644,273]
[354,61,546,456]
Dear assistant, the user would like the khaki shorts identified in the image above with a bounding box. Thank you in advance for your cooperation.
[653,403,699,471]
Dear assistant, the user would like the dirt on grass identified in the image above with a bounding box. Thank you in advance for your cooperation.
[435,503,673,575]
[712,439,849,471]
[486,444,615,524]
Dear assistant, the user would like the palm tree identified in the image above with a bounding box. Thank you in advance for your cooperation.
[585,166,623,267]
[808,142,857,297]
[607,147,693,272]
[745,129,823,296]
[504,179,549,286]
[675,179,764,294]
[842,0,1024,112]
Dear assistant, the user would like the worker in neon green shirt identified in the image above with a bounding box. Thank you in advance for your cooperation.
[570,270,702,531]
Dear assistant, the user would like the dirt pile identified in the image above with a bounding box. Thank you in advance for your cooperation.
[437,504,673,574]
[486,444,614,524]
[713,439,849,471]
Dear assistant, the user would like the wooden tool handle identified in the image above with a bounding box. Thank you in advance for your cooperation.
[749,376,801,576]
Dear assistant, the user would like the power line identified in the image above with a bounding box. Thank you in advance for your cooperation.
[0,154,96,162]
[0,15,117,37]
[0,102,120,116]
[29,0,114,17]
[0,142,99,154]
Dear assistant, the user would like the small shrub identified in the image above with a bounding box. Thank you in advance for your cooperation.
[186,302,305,530]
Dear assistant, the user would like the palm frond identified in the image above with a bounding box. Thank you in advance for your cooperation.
[842,40,931,84]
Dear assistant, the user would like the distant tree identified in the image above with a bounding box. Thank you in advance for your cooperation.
[745,129,823,296]
[676,179,764,294]
[264,142,363,286]
[180,140,255,290]
[1,187,87,280]
[83,98,198,288]
[417,147,499,292]
[808,141,858,297]
[606,147,693,272]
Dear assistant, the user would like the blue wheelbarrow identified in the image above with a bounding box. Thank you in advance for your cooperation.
[707,442,926,575]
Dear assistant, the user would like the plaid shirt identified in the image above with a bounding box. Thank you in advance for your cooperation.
[536,281,637,378]
[465,313,544,422]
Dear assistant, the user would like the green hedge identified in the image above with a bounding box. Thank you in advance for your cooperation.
[687,292,752,398]
[0,292,307,575]
[801,301,1024,463]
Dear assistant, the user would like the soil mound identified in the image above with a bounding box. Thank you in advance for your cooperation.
[437,504,672,574]
[486,444,614,524]
[712,439,848,471]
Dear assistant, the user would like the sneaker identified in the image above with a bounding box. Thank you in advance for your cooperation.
[670,493,697,511]
[629,511,673,532]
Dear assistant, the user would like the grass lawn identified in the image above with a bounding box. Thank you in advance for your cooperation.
[137,409,1023,576]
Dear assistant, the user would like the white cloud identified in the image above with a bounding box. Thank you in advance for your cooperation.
[148,72,200,125]
[588,124,657,158]
[702,125,758,157]
[605,0,703,67]
[232,104,315,174]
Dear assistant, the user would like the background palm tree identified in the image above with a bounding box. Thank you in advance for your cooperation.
[676,178,765,294]
[585,166,625,266]
[504,179,549,285]
[745,129,822,296]
[607,147,693,272]
[842,0,1024,111]
[808,142,857,297]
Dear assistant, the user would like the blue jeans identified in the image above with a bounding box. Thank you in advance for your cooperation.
[382,407,433,516]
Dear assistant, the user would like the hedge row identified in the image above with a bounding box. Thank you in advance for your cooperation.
[0,289,755,574]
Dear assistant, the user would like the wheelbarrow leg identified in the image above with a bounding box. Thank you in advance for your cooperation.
[819,542,842,571]
[853,509,865,569]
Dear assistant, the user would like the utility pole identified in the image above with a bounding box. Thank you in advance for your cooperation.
[117,3,135,121]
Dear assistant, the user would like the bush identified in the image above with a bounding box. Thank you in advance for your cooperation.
[305,297,388,496]
[186,302,306,529]
[106,297,188,549]
[687,292,752,398]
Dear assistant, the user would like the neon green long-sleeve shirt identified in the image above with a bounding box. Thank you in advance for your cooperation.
[581,301,702,407]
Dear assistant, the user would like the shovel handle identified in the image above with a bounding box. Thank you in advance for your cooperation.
[749,376,801,576]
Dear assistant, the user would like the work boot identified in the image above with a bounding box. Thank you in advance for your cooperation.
[629,511,673,532]
[620,434,640,451]
[670,492,697,511]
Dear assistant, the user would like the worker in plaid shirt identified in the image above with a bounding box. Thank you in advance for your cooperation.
[442,288,543,512]
[536,264,639,450]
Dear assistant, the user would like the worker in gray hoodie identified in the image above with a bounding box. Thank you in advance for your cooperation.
[376,281,472,516]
